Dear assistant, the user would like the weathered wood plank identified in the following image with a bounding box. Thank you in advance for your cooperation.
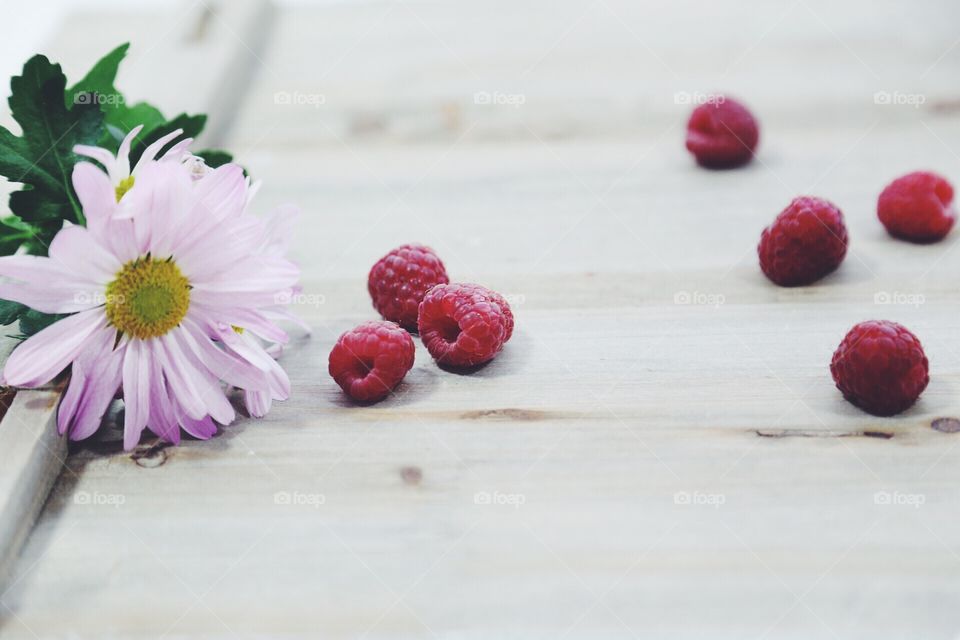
[0,390,66,591]
[231,0,960,146]
[4,1,960,638]
[4,123,960,638]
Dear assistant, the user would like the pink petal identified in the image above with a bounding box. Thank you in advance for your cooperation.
[264,356,291,400]
[115,125,144,180]
[160,138,193,161]
[57,324,115,435]
[0,284,99,315]
[180,414,217,440]
[72,162,116,232]
[244,389,271,418]
[169,329,235,425]
[196,315,275,370]
[121,162,193,255]
[169,165,247,254]
[0,253,106,313]
[154,333,207,420]
[4,310,106,387]
[65,330,124,441]
[122,339,151,450]
[146,378,181,445]
[180,319,271,389]
[49,225,120,285]
[189,258,300,309]
[213,308,289,345]
[135,128,183,168]
[57,361,87,436]
[192,164,247,222]
[73,146,118,182]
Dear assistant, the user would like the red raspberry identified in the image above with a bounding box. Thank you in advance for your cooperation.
[328,321,415,403]
[418,283,514,368]
[877,171,955,243]
[368,244,449,331]
[757,196,848,287]
[685,97,759,168]
[830,320,929,416]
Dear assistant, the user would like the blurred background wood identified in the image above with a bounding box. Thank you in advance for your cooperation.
[2,1,960,638]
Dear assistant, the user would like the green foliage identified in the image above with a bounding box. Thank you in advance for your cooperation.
[193,149,234,168]
[0,54,103,256]
[0,43,236,337]
[0,299,27,326]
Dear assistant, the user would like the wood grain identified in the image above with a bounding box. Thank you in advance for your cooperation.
[3,1,960,638]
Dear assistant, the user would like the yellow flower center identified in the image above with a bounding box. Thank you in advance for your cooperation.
[105,256,190,339]
[115,175,135,202]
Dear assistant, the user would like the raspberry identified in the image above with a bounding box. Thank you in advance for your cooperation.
[830,320,929,416]
[368,244,449,331]
[418,283,514,368]
[757,196,848,287]
[877,171,955,243]
[685,97,759,168]
[328,321,415,403]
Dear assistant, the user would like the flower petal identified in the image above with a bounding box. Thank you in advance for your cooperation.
[57,324,112,435]
[115,125,144,180]
[154,333,207,420]
[72,162,116,231]
[170,329,235,425]
[180,414,217,440]
[210,307,289,345]
[135,128,184,169]
[146,377,181,445]
[4,310,106,387]
[73,145,118,182]
[122,339,151,450]
[180,318,271,390]
[244,389,271,418]
[48,224,120,285]
[65,329,124,441]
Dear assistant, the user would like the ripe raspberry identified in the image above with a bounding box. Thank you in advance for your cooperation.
[368,244,449,331]
[758,196,848,287]
[877,171,955,243]
[685,97,759,168]
[830,320,929,416]
[418,283,514,368]
[328,321,415,403]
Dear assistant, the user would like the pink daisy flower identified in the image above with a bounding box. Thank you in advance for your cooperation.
[0,155,300,449]
[74,124,192,212]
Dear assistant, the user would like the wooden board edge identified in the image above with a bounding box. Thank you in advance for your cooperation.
[0,389,66,588]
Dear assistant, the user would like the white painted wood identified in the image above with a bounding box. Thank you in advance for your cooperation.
[4,1,960,639]
[231,0,960,146]
[0,390,66,590]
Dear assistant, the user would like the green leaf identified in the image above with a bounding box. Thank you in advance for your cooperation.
[129,113,206,166]
[0,299,27,326]
[66,43,166,148]
[0,216,41,256]
[18,308,62,337]
[0,126,60,193]
[107,101,165,140]
[0,53,104,251]
[66,43,128,107]
[193,149,233,168]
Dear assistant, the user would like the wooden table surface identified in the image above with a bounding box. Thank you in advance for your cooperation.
[3,1,960,638]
